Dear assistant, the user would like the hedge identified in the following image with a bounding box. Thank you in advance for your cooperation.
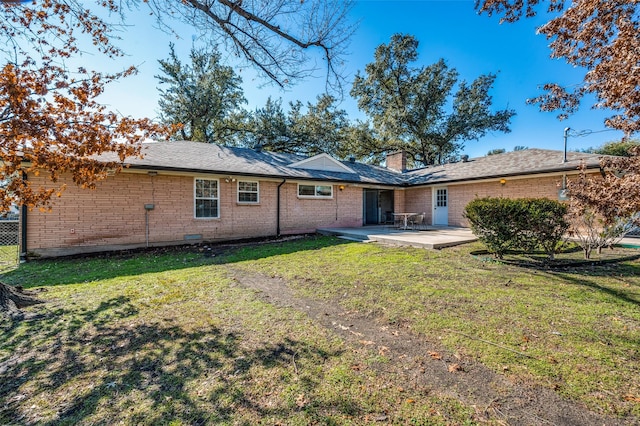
[463,197,569,259]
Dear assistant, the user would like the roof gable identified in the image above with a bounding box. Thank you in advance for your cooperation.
[288,153,356,174]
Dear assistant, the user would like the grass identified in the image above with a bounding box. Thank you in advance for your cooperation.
[0,243,475,425]
[0,244,18,272]
[1,236,639,423]
[222,237,640,418]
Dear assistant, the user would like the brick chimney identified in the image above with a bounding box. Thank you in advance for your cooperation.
[386,151,407,172]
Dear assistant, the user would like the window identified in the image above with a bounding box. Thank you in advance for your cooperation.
[298,184,333,198]
[436,188,447,207]
[238,180,259,203]
[194,178,219,218]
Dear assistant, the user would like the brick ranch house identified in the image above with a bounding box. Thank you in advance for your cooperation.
[21,141,605,257]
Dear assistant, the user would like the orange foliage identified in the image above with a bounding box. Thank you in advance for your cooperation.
[566,147,640,258]
[477,0,639,134]
[0,1,168,212]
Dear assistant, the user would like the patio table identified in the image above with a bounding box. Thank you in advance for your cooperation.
[392,212,417,230]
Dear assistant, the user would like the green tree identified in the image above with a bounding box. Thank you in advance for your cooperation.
[594,139,640,157]
[351,34,515,167]
[156,44,246,143]
[288,94,352,157]
[487,148,506,156]
[243,94,356,157]
[243,97,290,151]
[341,121,387,165]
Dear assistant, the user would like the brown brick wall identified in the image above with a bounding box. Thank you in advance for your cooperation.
[404,188,432,222]
[448,175,565,226]
[26,172,363,256]
[24,168,584,256]
[278,183,363,234]
[386,151,407,172]
[393,190,405,213]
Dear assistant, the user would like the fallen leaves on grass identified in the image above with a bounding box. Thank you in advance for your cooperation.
[428,351,442,360]
[448,363,464,373]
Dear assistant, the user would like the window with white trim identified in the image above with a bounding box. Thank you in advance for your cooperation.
[237,180,259,203]
[194,178,219,218]
[298,184,333,198]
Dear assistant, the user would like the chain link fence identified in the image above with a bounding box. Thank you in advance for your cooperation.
[0,214,19,270]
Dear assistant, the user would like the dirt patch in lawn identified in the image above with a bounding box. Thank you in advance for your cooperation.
[224,264,634,426]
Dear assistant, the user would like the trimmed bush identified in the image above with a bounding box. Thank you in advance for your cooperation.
[463,197,524,258]
[464,197,569,259]
[524,198,569,260]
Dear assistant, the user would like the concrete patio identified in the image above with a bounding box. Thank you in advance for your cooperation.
[317,225,477,249]
[318,225,640,250]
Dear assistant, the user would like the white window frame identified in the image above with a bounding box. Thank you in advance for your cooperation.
[297,183,333,199]
[237,180,259,204]
[194,178,219,219]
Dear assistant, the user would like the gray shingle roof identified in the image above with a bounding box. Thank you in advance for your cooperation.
[405,149,604,185]
[117,141,405,185]
[107,142,605,187]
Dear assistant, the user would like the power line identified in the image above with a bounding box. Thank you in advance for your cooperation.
[568,128,618,138]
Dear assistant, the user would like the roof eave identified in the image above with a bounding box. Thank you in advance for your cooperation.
[125,164,398,186]
[404,163,601,187]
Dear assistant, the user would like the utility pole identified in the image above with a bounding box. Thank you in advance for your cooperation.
[563,127,570,163]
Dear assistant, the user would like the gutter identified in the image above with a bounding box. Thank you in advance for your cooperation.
[125,165,402,187]
[402,163,602,188]
[124,158,597,189]
[276,179,286,237]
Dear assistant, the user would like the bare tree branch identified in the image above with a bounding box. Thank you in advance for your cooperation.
[142,0,356,92]
[477,0,640,134]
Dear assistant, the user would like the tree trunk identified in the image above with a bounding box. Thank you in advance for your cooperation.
[0,282,44,317]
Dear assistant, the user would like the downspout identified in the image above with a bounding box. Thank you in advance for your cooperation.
[19,171,27,262]
[276,179,286,237]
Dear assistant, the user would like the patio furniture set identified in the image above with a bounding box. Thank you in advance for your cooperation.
[391,212,427,230]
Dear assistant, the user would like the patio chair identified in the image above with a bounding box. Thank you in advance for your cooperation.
[392,214,405,229]
[409,214,425,230]
[383,211,395,225]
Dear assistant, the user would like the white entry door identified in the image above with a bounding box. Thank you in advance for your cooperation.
[433,187,448,225]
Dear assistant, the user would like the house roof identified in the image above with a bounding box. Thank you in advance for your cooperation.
[107,142,606,187]
[116,141,406,186]
[404,148,604,185]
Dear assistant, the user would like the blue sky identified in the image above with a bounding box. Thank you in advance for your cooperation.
[93,0,626,159]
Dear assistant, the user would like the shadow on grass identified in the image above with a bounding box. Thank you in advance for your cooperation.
[551,263,640,307]
[0,235,351,289]
[473,246,640,308]
[0,297,357,424]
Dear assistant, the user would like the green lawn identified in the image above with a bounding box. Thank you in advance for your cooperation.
[1,236,639,424]
[0,245,18,271]
[215,237,640,418]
